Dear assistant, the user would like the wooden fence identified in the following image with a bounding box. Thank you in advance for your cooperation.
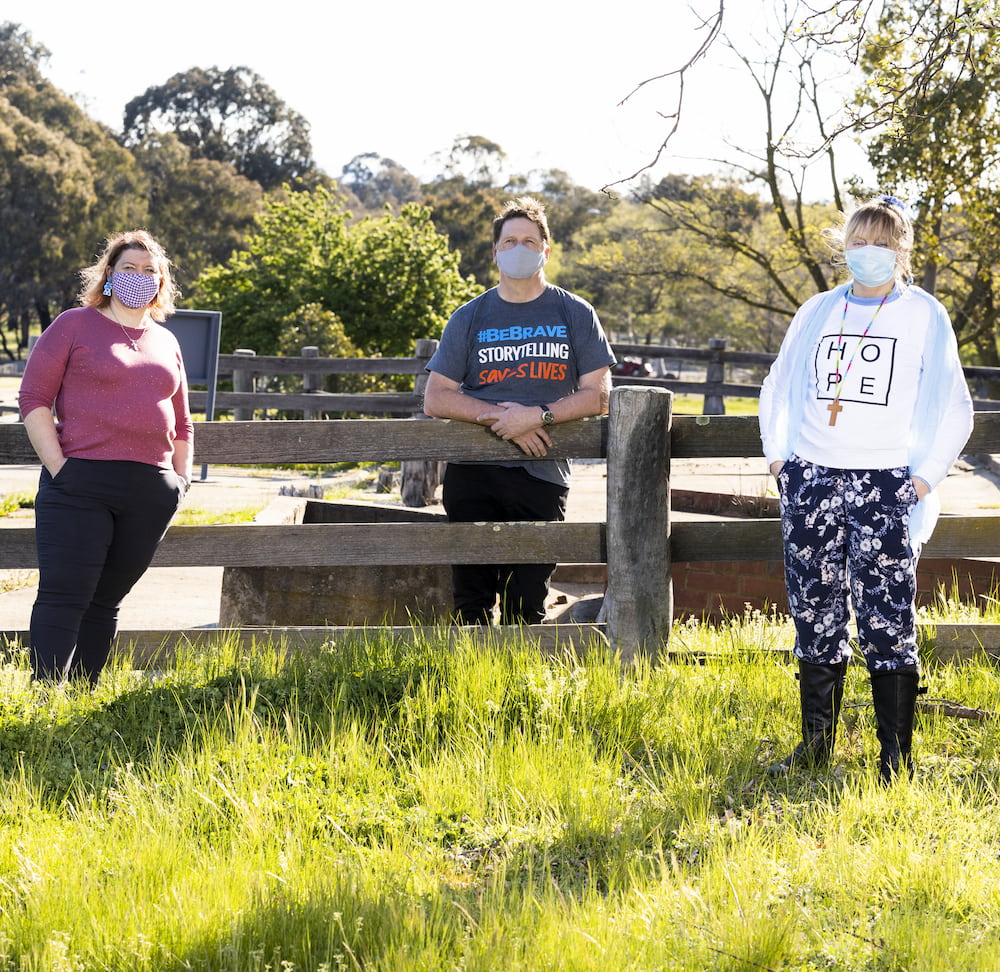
[194,339,1000,421]
[612,339,1000,413]
[3,389,1000,664]
[198,340,748,419]
[7,335,1000,420]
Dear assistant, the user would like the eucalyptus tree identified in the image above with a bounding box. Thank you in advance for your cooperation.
[122,66,319,190]
[130,132,264,292]
[0,22,146,353]
[340,153,423,212]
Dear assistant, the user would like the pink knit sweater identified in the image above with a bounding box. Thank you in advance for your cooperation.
[18,307,194,468]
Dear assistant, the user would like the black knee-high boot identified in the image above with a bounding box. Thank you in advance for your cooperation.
[768,658,848,775]
[870,666,920,784]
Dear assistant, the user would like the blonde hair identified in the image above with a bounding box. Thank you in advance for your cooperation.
[78,229,178,321]
[826,196,914,284]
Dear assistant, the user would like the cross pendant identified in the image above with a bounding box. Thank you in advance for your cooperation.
[827,399,843,426]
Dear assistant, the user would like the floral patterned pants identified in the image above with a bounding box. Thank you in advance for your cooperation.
[777,456,920,673]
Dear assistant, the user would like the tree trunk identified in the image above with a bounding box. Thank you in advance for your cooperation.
[401,338,441,507]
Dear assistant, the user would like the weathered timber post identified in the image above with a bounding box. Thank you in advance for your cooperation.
[232,348,256,421]
[302,345,321,419]
[604,386,673,662]
[401,338,442,507]
[703,337,727,415]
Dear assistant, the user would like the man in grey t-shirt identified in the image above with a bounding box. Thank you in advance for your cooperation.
[424,196,614,625]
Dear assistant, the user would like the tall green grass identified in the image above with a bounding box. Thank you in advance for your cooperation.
[670,395,759,416]
[0,623,998,970]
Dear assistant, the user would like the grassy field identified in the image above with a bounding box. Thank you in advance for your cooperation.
[670,395,759,416]
[0,616,998,971]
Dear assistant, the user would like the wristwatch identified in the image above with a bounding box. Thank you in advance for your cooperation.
[540,407,555,426]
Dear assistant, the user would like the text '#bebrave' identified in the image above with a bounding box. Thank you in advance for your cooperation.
[476,325,568,342]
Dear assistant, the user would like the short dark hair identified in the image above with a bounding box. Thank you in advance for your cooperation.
[492,196,551,246]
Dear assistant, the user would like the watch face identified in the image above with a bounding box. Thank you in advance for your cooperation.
[542,409,555,425]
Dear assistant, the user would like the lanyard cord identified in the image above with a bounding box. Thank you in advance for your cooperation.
[830,289,890,405]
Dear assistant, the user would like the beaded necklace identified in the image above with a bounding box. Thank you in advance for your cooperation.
[826,288,890,426]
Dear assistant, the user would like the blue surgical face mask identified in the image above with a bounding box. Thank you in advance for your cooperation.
[845,245,897,288]
[495,244,546,279]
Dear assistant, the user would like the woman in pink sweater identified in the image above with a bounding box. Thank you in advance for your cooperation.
[18,230,193,684]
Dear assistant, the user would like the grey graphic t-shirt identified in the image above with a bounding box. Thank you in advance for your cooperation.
[427,285,615,485]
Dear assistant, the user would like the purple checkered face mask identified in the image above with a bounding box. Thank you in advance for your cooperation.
[110,272,159,308]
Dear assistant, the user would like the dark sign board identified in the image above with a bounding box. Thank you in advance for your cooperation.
[161,308,222,479]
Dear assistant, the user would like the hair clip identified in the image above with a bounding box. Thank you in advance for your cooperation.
[877,194,914,221]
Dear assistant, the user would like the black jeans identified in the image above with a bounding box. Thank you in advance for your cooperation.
[442,463,569,625]
[31,458,182,683]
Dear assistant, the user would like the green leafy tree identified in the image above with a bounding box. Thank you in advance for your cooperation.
[122,66,319,190]
[0,22,147,353]
[424,186,506,288]
[342,204,479,354]
[613,1,1000,355]
[275,303,382,394]
[558,191,801,350]
[0,20,45,83]
[340,153,423,212]
[632,173,837,345]
[430,135,507,192]
[421,136,511,287]
[860,0,1000,363]
[130,132,264,292]
[192,188,478,356]
[512,168,613,249]
[556,199,678,341]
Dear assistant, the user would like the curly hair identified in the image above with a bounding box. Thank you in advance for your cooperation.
[78,229,179,321]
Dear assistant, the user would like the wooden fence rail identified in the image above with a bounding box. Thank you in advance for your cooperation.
[8,336,1000,419]
[3,395,1000,662]
[192,340,1000,419]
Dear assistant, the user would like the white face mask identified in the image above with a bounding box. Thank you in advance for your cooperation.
[495,244,546,279]
[845,245,897,288]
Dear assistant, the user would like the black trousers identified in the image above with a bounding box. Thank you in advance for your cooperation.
[442,463,569,625]
[31,458,181,683]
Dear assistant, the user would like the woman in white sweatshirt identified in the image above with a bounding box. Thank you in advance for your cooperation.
[759,195,973,784]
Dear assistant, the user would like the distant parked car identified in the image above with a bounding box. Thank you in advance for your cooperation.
[611,356,654,378]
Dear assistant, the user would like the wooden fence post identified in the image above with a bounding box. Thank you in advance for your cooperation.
[401,338,441,507]
[233,349,256,422]
[604,386,673,662]
[703,338,727,415]
[302,345,321,419]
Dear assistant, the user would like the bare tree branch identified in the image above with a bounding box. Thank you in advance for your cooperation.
[918,698,996,720]
[602,1,725,192]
